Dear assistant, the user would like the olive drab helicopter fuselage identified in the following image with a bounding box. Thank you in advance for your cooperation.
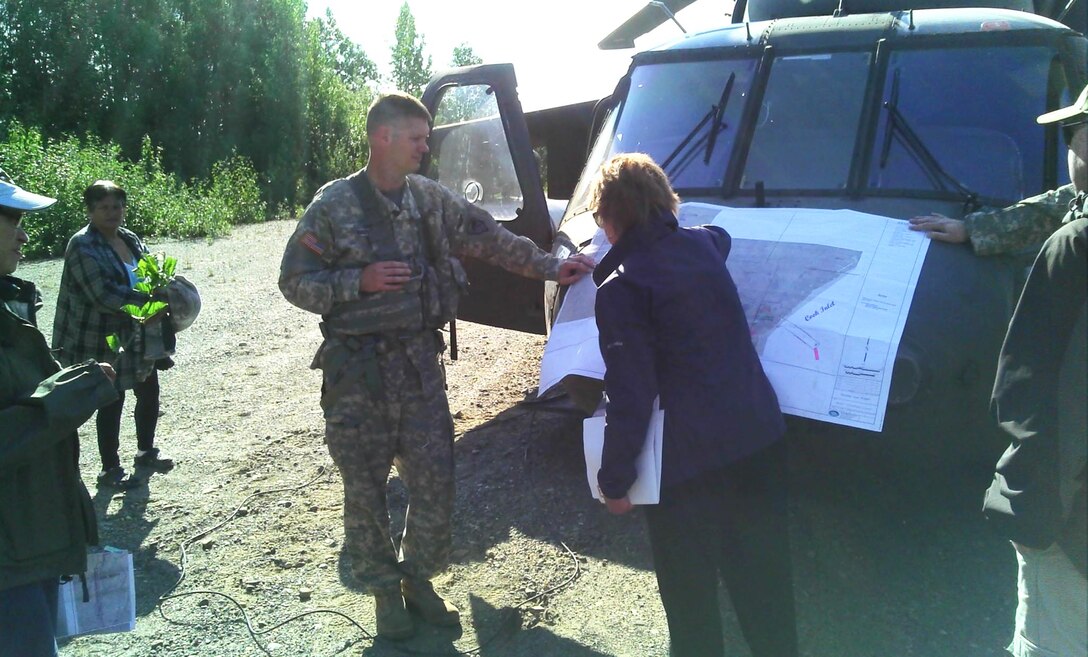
[418,0,1087,466]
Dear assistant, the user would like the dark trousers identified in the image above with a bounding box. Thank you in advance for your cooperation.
[96,370,160,470]
[0,579,59,657]
[644,440,798,657]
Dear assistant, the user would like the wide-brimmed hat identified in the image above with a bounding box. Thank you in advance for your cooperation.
[165,275,201,333]
[1037,83,1088,125]
[0,171,56,212]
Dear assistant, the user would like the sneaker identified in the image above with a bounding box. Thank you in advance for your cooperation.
[402,578,460,627]
[374,588,414,640]
[96,467,141,490]
[133,448,175,472]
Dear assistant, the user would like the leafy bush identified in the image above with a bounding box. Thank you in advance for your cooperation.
[0,121,269,258]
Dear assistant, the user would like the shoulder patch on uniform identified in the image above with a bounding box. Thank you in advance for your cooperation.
[300,231,326,256]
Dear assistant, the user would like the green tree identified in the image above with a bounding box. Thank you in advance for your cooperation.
[451,43,483,67]
[0,0,383,210]
[300,10,373,191]
[389,1,432,97]
[314,9,378,93]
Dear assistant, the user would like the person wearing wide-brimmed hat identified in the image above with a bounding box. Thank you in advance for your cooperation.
[0,172,118,657]
[983,83,1087,657]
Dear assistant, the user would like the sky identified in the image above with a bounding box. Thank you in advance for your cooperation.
[305,0,736,110]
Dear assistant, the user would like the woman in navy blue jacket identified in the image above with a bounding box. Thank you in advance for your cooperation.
[591,153,798,657]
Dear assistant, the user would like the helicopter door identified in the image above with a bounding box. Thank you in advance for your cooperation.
[421,63,554,335]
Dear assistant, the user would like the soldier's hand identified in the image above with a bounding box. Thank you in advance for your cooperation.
[908,214,968,244]
[360,261,413,293]
[557,254,595,285]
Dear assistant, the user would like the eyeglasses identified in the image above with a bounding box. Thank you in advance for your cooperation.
[592,209,603,227]
[0,208,22,223]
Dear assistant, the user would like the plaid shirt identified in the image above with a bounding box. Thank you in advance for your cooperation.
[51,224,154,390]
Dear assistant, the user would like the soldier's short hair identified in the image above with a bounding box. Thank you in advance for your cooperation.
[366,92,432,136]
[83,180,127,211]
[590,153,680,234]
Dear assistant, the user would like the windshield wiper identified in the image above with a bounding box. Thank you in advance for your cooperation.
[661,73,736,175]
[879,70,980,212]
[704,73,736,165]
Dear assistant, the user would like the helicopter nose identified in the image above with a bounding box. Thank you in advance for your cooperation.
[888,344,925,406]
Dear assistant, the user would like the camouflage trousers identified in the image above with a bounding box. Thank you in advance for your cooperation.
[318,330,454,592]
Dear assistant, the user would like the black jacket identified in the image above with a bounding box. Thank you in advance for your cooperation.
[983,203,1087,577]
[0,275,115,591]
[594,211,785,498]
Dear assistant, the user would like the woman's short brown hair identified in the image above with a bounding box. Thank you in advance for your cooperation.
[589,153,680,233]
[83,180,127,211]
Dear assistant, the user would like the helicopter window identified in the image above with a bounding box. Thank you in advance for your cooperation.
[869,45,1060,206]
[740,51,871,191]
[609,58,758,189]
[427,85,523,221]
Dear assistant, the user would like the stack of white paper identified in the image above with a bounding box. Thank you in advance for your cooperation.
[583,397,664,505]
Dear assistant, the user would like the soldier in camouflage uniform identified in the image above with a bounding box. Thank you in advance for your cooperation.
[278,92,593,640]
[982,84,1087,657]
[909,184,1074,255]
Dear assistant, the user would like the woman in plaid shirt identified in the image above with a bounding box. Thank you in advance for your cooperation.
[52,181,175,489]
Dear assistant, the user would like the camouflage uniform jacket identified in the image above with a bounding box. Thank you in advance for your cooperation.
[964,183,1076,256]
[279,171,560,337]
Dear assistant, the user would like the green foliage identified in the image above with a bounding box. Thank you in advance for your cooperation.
[124,253,174,321]
[451,44,483,67]
[121,299,169,322]
[0,121,267,257]
[0,0,383,208]
[0,0,465,208]
[390,2,433,97]
[135,252,177,291]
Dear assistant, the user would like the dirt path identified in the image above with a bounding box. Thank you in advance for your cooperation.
[18,220,1017,657]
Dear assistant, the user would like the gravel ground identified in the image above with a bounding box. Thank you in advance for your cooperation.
[16,219,1017,657]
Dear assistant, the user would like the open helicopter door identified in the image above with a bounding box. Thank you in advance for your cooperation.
[421,63,554,334]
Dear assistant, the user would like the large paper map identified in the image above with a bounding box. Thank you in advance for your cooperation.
[539,204,930,432]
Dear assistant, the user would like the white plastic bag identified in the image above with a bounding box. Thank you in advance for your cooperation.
[55,547,136,638]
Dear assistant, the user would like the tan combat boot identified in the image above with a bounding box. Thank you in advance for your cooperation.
[373,587,414,640]
[401,577,460,627]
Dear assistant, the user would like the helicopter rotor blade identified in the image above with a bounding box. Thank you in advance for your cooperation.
[598,0,700,50]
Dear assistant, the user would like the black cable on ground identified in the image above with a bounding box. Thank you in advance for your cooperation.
[153,454,585,656]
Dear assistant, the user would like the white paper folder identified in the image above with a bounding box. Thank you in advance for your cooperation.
[583,397,664,505]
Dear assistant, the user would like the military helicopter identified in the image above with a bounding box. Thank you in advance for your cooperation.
[418,0,1086,467]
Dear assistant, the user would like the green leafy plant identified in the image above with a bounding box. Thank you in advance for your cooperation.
[106,252,179,352]
[121,252,176,322]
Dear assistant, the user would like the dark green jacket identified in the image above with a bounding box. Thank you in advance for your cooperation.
[984,198,1087,577]
[0,275,115,591]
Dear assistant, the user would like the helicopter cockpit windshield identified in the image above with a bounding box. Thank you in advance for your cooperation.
[564,27,1077,221]
[609,58,757,189]
[869,43,1073,202]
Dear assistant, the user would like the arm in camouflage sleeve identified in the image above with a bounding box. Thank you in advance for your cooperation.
[278,189,366,315]
[442,190,560,281]
[964,183,1075,256]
